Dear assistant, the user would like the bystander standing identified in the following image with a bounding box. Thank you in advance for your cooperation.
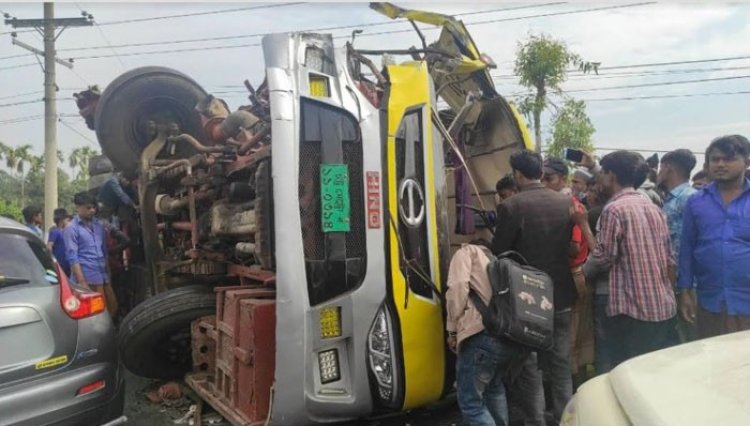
[575,150,677,368]
[22,205,43,239]
[64,192,117,317]
[542,158,593,383]
[47,208,72,277]
[657,149,698,342]
[493,151,576,425]
[678,135,750,337]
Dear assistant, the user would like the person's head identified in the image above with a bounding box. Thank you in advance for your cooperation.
[585,182,601,207]
[119,171,137,186]
[73,191,98,221]
[598,150,650,197]
[658,149,697,189]
[495,174,517,203]
[541,157,569,192]
[509,150,543,186]
[691,169,708,189]
[571,168,593,198]
[53,208,71,228]
[704,135,750,184]
[22,205,42,225]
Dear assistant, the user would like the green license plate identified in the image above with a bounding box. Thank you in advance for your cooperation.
[320,164,350,233]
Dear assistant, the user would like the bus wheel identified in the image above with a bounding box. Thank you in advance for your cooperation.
[118,285,216,379]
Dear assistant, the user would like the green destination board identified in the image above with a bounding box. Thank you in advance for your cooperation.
[320,164,351,233]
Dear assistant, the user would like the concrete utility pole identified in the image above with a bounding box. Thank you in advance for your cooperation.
[4,3,92,232]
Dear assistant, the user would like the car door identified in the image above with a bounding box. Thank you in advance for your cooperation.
[0,229,79,387]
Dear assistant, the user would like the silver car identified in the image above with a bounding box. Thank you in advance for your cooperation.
[0,217,125,426]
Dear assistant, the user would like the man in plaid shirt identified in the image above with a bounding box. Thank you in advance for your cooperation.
[575,150,677,368]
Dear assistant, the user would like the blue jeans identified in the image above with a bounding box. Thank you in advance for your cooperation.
[456,331,523,426]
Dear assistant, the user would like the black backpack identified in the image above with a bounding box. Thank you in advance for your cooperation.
[469,250,555,351]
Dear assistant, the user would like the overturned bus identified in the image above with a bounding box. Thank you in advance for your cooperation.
[76,3,533,425]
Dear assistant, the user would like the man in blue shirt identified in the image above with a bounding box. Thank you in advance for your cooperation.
[678,135,750,337]
[658,149,698,342]
[97,173,137,229]
[64,191,116,316]
[47,208,72,277]
[658,149,698,259]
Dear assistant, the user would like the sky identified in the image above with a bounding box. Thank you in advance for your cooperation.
[0,1,749,175]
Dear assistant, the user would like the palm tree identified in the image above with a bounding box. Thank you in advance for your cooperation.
[4,144,33,206]
[68,146,99,180]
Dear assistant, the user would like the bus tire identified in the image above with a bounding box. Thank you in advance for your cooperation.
[118,285,216,379]
[94,66,207,174]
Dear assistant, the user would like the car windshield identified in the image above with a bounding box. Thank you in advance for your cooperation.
[0,233,55,287]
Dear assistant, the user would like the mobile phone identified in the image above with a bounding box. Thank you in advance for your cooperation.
[563,148,584,163]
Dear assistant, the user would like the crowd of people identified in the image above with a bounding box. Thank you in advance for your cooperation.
[18,173,137,320]
[446,134,750,425]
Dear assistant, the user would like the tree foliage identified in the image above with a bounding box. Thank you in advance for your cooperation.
[546,98,596,158]
[514,33,599,152]
[0,144,96,218]
[69,146,99,180]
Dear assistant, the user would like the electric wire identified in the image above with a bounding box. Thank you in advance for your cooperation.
[54,3,567,52]
[74,2,126,71]
[58,118,97,146]
[54,3,655,60]
[580,90,750,102]
[0,3,304,35]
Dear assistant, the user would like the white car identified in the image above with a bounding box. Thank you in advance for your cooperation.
[561,330,750,426]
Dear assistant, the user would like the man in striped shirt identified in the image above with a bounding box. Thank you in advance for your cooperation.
[575,150,677,368]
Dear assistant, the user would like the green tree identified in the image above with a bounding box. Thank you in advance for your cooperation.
[68,146,99,180]
[546,98,595,158]
[0,198,22,221]
[514,33,599,152]
[4,144,33,206]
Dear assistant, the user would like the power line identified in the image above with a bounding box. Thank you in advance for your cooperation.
[0,114,43,124]
[0,89,44,100]
[0,52,34,61]
[581,90,750,102]
[0,97,74,108]
[74,2,126,71]
[0,62,38,71]
[59,118,97,146]
[64,3,654,61]
[599,55,750,71]
[492,64,750,81]
[0,98,43,108]
[508,74,750,96]
[0,3,304,36]
[341,2,655,41]
[55,3,567,52]
[96,2,304,26]
[565,74,750,93]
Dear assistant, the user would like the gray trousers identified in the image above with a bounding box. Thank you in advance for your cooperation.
[513,309,573,425]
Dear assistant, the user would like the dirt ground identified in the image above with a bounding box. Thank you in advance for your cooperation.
[122,368,549,426]
[122,369,465,426]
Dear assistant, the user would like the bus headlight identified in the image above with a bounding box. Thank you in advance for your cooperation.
[368,305,398,405]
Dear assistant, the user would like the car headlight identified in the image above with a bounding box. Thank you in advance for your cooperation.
[560,395,578,426]
[368,305,399,406]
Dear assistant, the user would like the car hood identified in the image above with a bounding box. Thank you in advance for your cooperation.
[608,330,750,426]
